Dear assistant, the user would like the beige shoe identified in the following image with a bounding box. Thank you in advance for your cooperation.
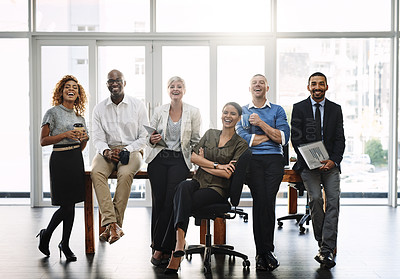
[108,223,124,244]
[99,225,110,242]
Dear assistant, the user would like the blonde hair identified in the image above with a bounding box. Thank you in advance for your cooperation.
[167,76,186,90]
[52,75,87,116]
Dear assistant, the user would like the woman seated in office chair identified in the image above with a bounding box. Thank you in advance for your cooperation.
[164,102,248,274]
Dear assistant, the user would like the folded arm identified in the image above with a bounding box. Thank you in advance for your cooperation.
[191,151,235,179]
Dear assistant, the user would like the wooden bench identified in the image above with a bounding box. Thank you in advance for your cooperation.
[83,169,302,254]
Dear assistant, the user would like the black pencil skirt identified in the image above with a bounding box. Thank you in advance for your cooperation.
[49,146,85,206]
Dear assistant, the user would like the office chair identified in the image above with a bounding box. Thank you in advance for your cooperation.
[185,149,252,274]
[232,207,248,222]
[277,181,311,233]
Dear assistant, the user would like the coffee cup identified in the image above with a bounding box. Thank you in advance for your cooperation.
[73,123,84,139]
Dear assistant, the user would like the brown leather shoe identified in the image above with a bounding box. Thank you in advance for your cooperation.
[108,223,124,244]
[99,225,110,242]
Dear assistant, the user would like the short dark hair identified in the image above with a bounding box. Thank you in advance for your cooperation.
[108,69,125,80]
[224,102,242,116]
[308,72,327,84]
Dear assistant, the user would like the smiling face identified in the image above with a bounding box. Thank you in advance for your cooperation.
[221,104,240,129]
[250,75,269,100]
[168,81,185,101]
[62,80,79,103]
[308,75,328,102]
[107,70,126,99]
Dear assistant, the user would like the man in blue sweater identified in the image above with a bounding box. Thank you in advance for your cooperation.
[237,74,290,271]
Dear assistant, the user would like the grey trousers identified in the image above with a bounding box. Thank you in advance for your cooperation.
[300,167,340,254]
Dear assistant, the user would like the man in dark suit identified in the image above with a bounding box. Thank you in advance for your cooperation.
[291,72,345,269]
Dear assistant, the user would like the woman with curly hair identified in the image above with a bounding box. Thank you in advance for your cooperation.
[36,75,89,262]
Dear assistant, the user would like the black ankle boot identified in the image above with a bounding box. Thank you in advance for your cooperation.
[36,229,50,256]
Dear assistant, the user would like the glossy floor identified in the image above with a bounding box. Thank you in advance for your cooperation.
[1,205,399,279]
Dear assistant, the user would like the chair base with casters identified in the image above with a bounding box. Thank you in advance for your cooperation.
[185,205,250,274]
[277,182,311,233]
[185,149,252,274]
[231,207,248,222]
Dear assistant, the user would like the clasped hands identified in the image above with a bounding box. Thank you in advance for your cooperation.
[64,129,89,142]
[103,149,121,163]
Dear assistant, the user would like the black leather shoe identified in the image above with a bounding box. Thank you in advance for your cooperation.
[256,252,279,271]
[256,254,268,271]
[314,252,336,269]
[264,251,280,271]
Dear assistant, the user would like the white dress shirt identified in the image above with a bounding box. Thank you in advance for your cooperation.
[92,94,149,155]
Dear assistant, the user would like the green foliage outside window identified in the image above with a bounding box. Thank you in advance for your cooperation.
[365,139,387,165]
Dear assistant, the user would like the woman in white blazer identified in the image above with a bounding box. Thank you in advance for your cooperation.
[145,76,201,266]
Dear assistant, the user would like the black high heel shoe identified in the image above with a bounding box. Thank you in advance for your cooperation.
[36,229,50,256]
[58,242,77,262]
[164,266,179,275]
[164,254,184,274]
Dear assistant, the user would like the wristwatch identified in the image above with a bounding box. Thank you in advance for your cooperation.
[213,162,219,169]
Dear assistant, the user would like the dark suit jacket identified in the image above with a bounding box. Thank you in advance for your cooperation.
[291,96,345,172]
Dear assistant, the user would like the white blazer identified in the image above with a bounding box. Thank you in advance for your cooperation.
[145,102,201,169]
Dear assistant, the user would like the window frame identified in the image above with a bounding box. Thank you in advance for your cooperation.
[0,0,398,207]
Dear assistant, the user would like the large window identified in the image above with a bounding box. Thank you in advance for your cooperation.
[0,0,28,31]
[0,39,30,201]
[277,0,391,32]
[36,0,149,32]
[278,38,391,203]
[1,0,399,206]
[156,0,271,32]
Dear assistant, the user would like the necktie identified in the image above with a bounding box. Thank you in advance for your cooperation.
[315,103,322,141]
